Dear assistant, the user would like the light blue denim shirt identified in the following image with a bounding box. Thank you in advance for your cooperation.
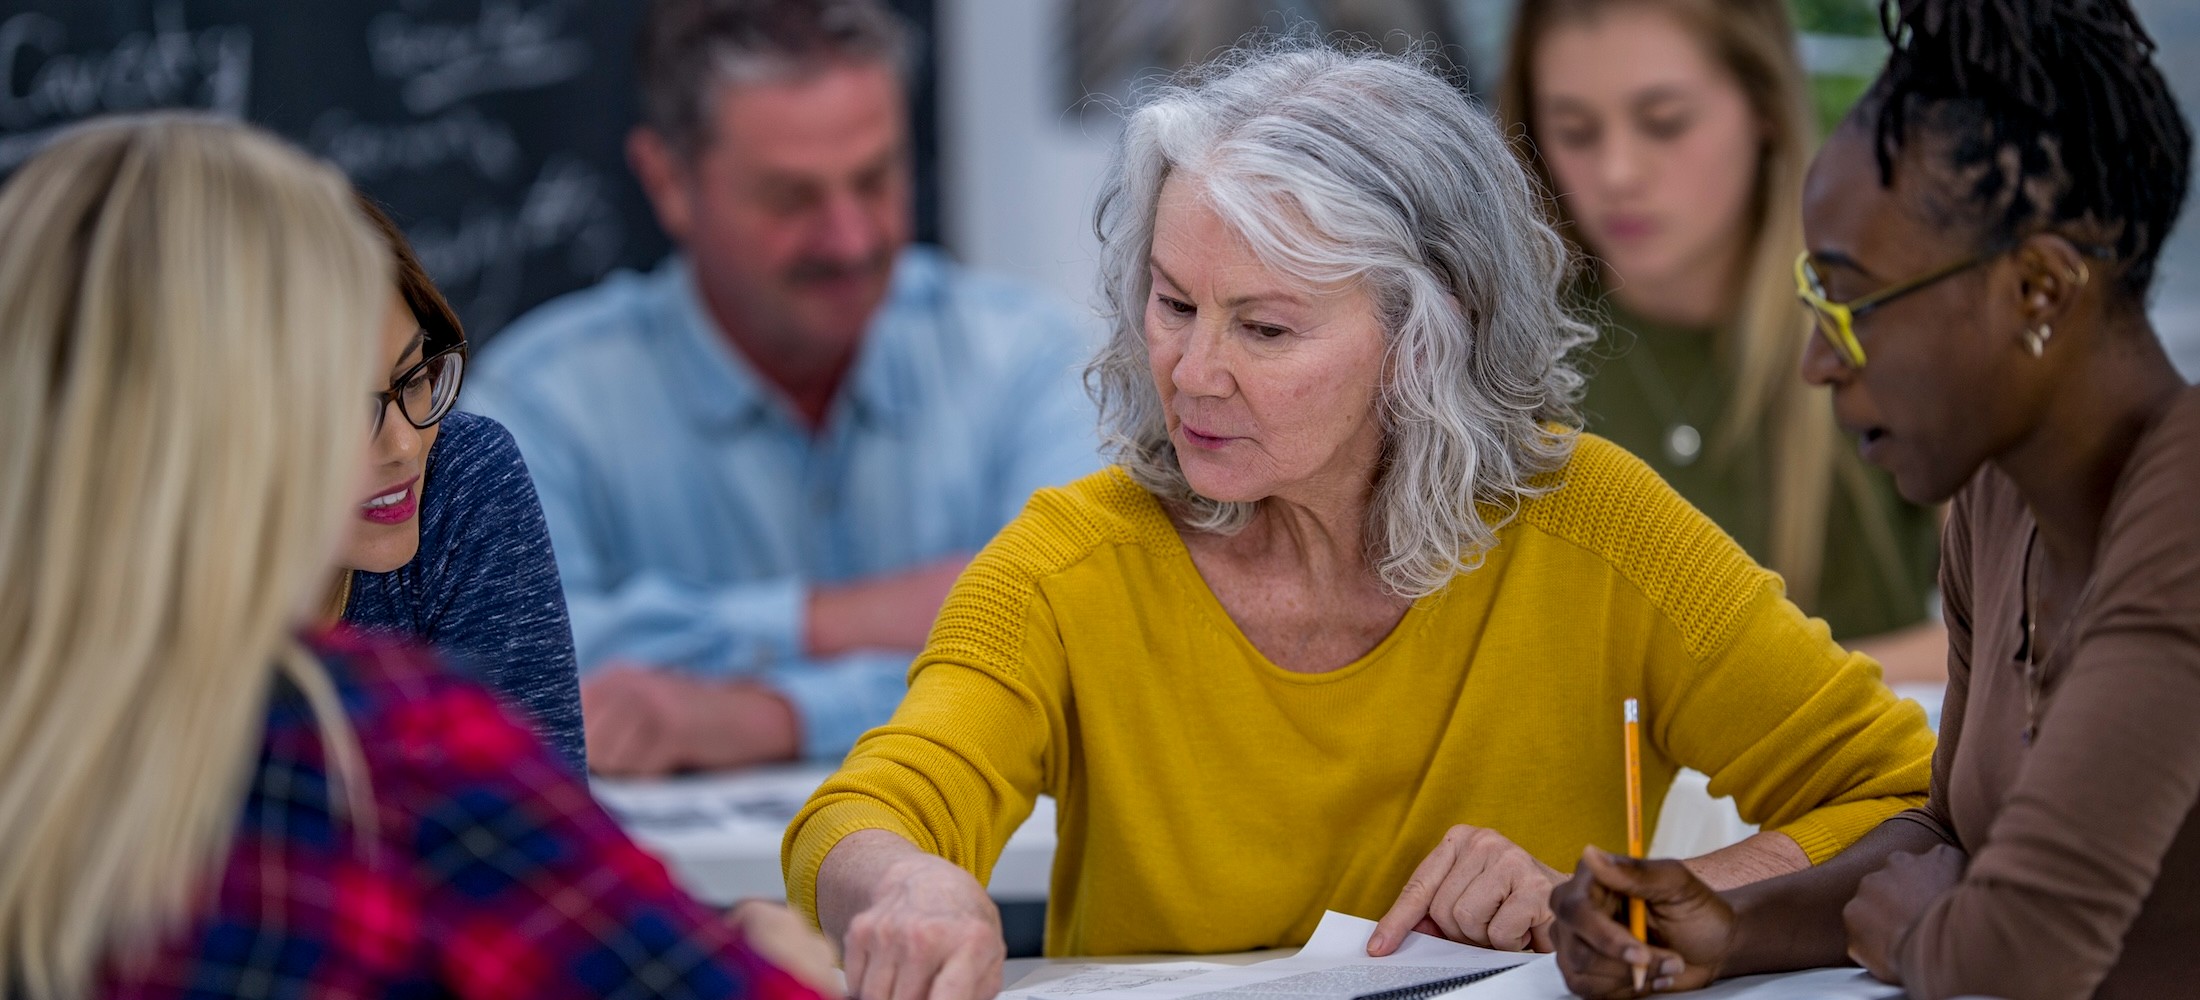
[464,246,1101,757]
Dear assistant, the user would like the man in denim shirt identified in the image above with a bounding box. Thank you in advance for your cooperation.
[467,0,1098,775]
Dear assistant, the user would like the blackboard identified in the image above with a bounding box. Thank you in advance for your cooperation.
[0,0,939,344]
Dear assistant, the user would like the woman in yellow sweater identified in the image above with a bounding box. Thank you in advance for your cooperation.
[781,43,1933,1000]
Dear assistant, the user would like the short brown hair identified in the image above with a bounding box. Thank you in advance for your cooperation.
[635,0,910,155]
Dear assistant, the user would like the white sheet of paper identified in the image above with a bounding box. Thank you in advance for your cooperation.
[1000,962,1233,998]
[999,912,1530,1000]
[998,912,1901,1000]
[1282,910,1527,970]
[592,769,822,843]
[1446,954,1903,1000]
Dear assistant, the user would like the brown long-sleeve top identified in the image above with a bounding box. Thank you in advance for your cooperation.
[1890,386,2200,1000]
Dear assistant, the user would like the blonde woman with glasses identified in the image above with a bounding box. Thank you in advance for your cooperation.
[0,115,832,1000]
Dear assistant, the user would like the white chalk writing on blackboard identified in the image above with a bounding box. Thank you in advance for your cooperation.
[0,1,251,169]
[408,155,624,331]
[311,105,522,182]
[368,0,590,115]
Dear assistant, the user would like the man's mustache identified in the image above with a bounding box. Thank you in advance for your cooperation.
[786,252,893,286]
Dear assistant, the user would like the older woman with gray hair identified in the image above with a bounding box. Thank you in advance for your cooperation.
[781,43,1932,999]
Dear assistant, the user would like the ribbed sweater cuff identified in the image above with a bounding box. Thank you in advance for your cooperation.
[782,799,920,926]
[1773,794,1929,864]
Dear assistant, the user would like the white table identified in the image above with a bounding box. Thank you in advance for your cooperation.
[1000,953,1906,1000]
[594,763,1059,906]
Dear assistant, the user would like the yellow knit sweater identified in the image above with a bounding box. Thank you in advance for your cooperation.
[783,435,1933,956]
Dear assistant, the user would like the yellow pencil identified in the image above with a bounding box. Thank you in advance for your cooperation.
[1624,697,1647,992]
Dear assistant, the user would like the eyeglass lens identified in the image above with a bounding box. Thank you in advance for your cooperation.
[371,352,465,436]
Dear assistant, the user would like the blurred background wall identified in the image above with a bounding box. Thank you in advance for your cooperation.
[4,0,2195,375]
[2133,0,2200,376]
[941,0,2200,378]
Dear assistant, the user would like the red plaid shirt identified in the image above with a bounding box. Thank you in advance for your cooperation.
[100,628,825,1000]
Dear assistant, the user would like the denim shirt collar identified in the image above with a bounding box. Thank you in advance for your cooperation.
[651,252,927,436]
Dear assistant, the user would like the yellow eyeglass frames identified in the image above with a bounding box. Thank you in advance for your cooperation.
[1793,250,1998,370]
[1795,242,2116,370]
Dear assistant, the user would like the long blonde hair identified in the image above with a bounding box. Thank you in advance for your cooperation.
[0,115,388,999]
[1501,0,1889,609]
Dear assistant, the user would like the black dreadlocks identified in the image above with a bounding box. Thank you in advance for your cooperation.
[1865,0,2191,300]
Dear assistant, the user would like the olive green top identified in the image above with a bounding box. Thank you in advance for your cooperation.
[1575,293,1940,641]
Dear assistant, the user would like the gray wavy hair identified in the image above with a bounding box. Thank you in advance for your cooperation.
[1088,42,1592,598]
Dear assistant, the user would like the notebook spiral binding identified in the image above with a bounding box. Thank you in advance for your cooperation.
[1347,964,1525,1000]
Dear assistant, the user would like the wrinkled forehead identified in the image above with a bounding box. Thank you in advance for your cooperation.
[1152,160,1385,296]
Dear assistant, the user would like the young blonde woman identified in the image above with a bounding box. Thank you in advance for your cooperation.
[0,115,832,1000]
[1501,0,1944,680]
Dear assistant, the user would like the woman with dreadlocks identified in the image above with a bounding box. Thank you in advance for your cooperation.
[1545,1,2197,997]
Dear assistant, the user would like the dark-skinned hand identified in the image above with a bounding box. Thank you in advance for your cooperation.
[1843,843,1966,984]
[1549,847,1735,998]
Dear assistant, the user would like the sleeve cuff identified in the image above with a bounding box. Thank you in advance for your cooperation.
[1773,794,1930,864]
[719,576,807,668]
[1883,805,1961,846]
[780,798,923,926]
[762,653,914,759]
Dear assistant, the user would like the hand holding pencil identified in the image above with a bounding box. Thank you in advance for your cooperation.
[1539,698,1737,997]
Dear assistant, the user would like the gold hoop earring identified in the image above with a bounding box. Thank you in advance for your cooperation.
[2023,324,2053,357]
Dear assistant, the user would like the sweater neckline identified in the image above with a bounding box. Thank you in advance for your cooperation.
[1127,487,1442,685]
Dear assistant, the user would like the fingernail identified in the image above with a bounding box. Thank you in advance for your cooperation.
[1660,958,1681,976]
[1654,977,1675,991]
[1625,946,1647,965]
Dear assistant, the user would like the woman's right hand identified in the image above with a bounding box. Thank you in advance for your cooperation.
[1370,824,1567,954]
[1548,848,1734,997]
[838,847,1005,1000]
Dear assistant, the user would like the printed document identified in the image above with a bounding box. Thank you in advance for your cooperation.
[1000,911,1526,1000]
[999,910,1902,1000]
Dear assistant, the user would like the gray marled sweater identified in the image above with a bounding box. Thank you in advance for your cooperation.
[344,411,585,770]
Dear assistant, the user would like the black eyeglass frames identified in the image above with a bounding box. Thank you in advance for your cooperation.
[370,342,466,437]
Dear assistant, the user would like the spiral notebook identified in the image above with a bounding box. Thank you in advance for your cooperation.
[1348,966,1520,1000]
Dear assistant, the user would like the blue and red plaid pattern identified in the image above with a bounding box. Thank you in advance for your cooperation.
[99,627,824,1000]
